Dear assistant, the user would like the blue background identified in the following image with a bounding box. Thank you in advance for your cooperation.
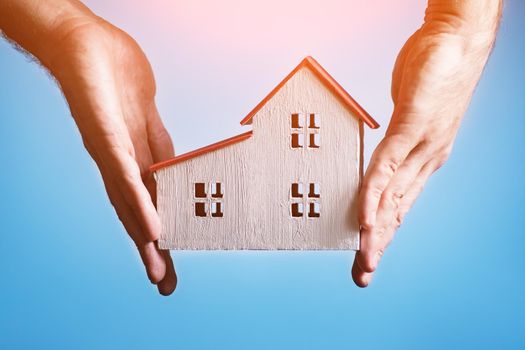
[1,1,524,349]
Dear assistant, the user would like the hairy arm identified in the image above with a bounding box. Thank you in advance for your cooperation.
[353,0,502,287]
[1,0,177,295]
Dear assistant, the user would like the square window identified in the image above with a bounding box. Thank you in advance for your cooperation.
[211,182,223,198]
[291,202,304,217]
[193,182,224,218]
[292,133,304,148]
[195,182,207,198]
[291,183,303,198]
[308,133,320,148]
[308,183,320,198]
[308,202,320,218]
[195,202,206,217]
[309,113,320,128]
[211,202,223,217]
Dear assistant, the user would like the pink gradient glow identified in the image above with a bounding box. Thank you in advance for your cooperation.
[85,0,425,158]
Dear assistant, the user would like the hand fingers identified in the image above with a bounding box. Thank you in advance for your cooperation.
[351,160,437,287]
[103,144,161,242]
[143,103,174,205]
[352,218,394,288]
[157,250,177,296]
[105,133,179,291]
[357,143,428,272]
[359,134,417,229]
[68,91,161,242]
[351,258,374,288]
[83,108,160,243]
[144,103,179,295]
[352,205,399,288]
[139,241,168,284]
[396,160,436,224]
[356,189,396,274]
[362,161,436,272]
[104,171,167,284]
[130,134,158,204]
[85,140,168,283]
[124,103,178,294]
[98,150,177,290]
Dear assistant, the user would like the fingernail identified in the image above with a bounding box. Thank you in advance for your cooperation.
[362,273,372,287]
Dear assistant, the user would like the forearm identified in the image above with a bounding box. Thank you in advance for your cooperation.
[390,0,503,120]
[423,0,502,48]
[0,0,95,68]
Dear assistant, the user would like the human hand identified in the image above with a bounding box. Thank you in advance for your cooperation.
[1,1,176,294]
[47,17,177,295]
[352,1,501,287]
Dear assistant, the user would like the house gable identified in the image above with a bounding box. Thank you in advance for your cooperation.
[240,64,363,249]
[149,56,378,174]
[240,56,379,129]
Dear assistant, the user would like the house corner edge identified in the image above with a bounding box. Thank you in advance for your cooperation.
[357,120,365,251]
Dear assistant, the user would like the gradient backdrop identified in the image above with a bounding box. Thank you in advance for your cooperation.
[1,0,524,348]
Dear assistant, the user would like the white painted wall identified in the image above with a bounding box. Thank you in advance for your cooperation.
[156,66,361,249]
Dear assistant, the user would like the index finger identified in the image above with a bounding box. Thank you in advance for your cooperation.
[359,134,415,229]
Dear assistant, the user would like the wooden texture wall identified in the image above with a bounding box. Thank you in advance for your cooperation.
[155,66,361,250]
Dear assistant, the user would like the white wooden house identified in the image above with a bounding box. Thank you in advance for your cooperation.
[151,56,379,250]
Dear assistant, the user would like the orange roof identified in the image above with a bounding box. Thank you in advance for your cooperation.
[150,131,253,172]
[240,56,379,129]
[150,56,379,172]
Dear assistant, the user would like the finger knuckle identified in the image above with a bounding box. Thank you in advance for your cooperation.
[395,212,404,228]
[391,190,404,206]
[378,157,401,177]
[361,183,384,201]
[383,190,403,210]
[375,226,387,238]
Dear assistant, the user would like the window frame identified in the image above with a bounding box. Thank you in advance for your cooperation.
[290,113,320,149]
[193,181,224,218]
[290,182,321,219]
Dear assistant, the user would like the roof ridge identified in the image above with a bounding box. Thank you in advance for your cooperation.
[240,56,379,129]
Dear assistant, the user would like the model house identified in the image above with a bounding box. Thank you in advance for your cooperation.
[150,56,379,250]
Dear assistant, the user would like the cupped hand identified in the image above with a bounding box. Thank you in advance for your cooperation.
[352,17,498,287]
[48,17,177,295]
